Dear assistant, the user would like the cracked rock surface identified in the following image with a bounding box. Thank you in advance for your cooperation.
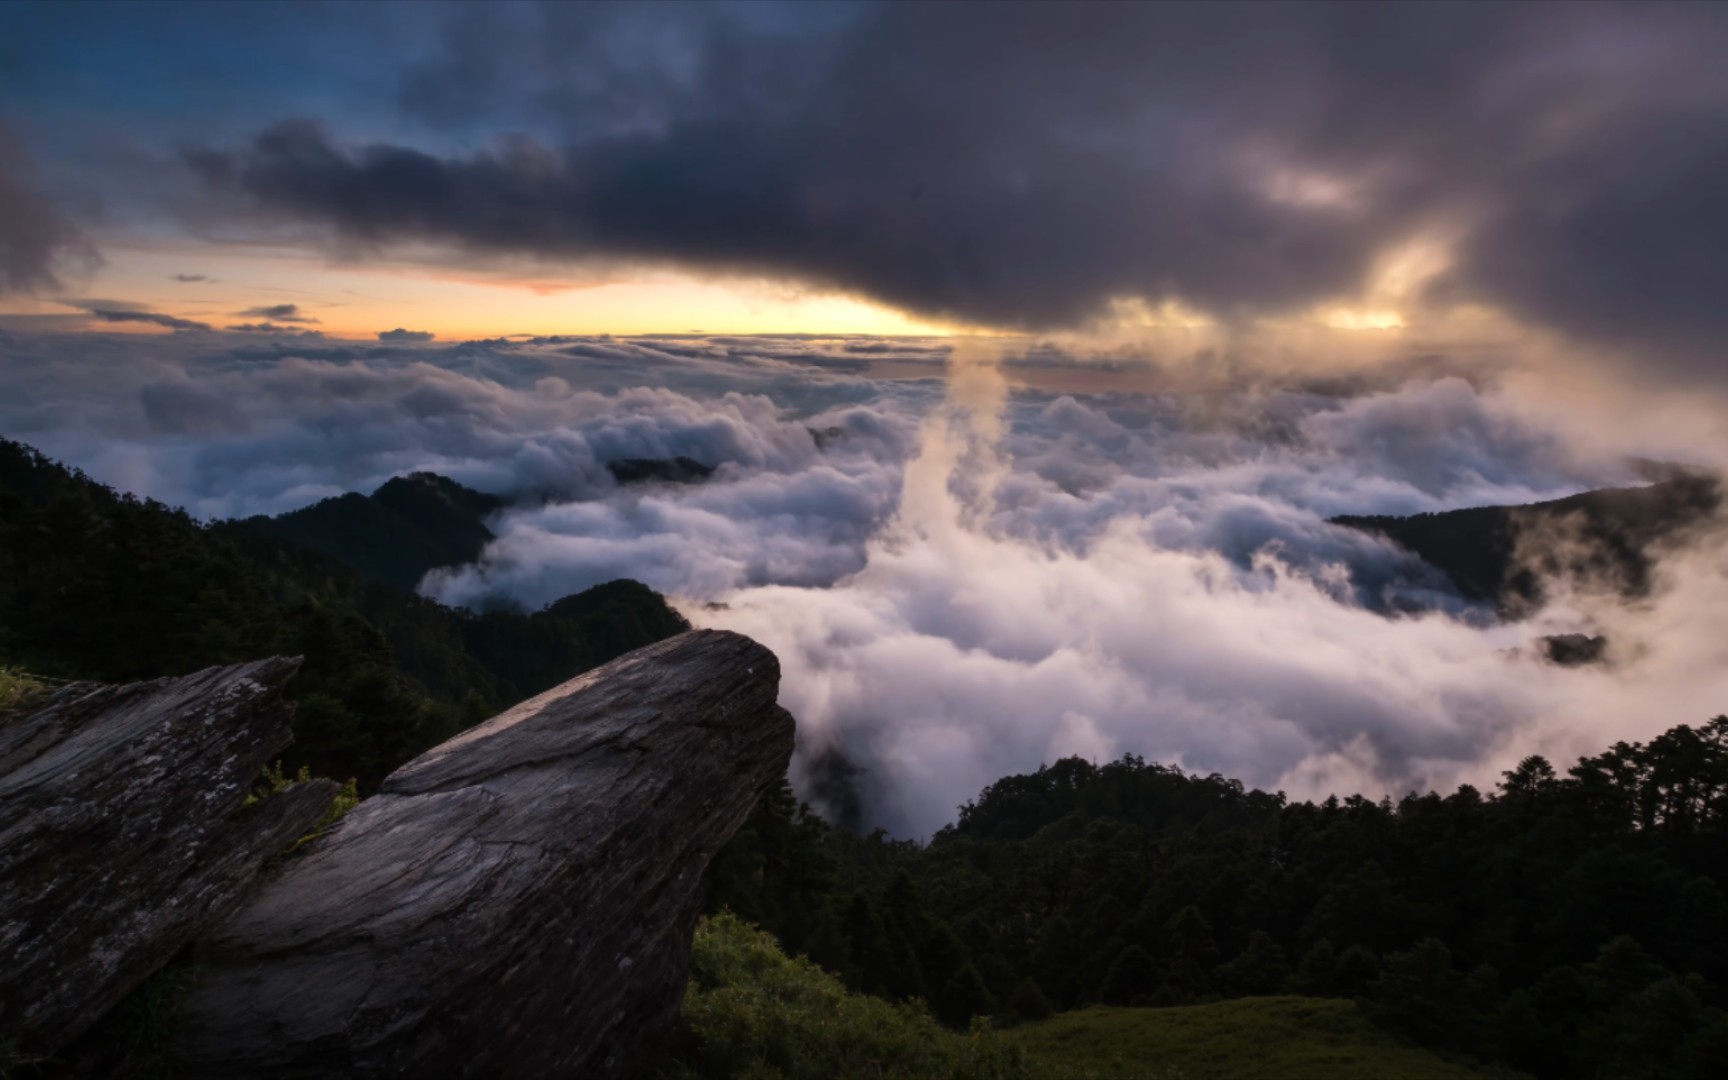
[0,658,335,1053]
[173,629,795,1078]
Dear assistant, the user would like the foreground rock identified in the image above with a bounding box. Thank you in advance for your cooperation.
[0,659,336,1053]
[174,629,795,1078]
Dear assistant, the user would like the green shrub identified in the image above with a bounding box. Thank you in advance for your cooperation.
[247,761,362,848]
[657,911,1022,1079]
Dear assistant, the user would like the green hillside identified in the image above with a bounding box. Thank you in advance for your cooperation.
[1011,999,1503,1079]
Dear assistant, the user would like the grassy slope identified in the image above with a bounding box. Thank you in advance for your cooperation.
[657,916,1503,1080]
[1010,998,1500,1080]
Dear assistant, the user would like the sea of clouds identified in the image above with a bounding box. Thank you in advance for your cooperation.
[4,328,1725,835]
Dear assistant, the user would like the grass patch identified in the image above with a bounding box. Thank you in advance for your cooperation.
[248,761,361,849]
[1009,997,1508,1080]
[0,666,49,718]
[656,911,1022,1079]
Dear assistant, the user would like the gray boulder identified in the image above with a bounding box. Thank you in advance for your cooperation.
[0,658,336,1053]
[173,628,795,1078]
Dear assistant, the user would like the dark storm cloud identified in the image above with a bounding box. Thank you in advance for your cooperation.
[235,303,318,323]
[227,321,323,336]
[1444,110,1728,381]
[181,4,1414,330]
[378,327,434,342]
[0,120,95,295]
[179,2,1728,371]
[83,308,213,332]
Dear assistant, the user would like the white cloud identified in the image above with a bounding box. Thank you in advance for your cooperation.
[3,328,1723,836]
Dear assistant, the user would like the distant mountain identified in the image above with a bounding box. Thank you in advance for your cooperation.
[233,458,718,591]
[1333,474,1720,613]
[232,472,502,591]
[607,456,714,485]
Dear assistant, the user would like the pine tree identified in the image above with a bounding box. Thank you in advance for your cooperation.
[1159,906,1217,1002]
[1294,938,1340,996]
[1213,931,1291,997]
[1100,944,1159,1005]
[1007,977,1054,1022]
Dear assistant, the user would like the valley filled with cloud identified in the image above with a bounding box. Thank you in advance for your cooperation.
[6,0,1728,833]
[5,327,1722,835]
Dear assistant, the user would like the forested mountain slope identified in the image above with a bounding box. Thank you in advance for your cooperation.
[227,455,719,590]
[228,471,502,591]
[710,723,1728,1079]
[0,438,688,788]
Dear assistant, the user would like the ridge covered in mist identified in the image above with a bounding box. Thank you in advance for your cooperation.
[227,455,716,593]
[1334,472,1721,614]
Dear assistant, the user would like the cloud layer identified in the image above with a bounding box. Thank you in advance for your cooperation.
[701,361,1728,834]
[3,328,1723,835]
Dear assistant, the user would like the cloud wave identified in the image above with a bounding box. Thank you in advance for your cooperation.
[2,328,1723,835]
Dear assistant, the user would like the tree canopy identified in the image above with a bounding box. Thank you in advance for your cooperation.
[711,721,1728,1078]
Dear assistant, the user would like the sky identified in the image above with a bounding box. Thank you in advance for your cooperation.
[3,2,1728,833]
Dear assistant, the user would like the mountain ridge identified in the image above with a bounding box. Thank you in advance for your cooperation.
[232,471,503,592]
[0,438,690,789]
[1332,473,1721,613]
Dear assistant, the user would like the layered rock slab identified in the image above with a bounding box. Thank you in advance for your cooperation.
[0,658,336,1052]
[173,628,795,1078]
